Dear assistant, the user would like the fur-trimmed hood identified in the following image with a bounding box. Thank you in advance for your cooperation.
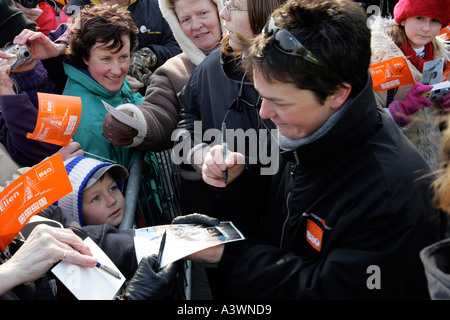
[158,0,225,66]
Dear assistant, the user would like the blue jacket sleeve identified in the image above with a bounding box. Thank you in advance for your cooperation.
[0,93,60,166]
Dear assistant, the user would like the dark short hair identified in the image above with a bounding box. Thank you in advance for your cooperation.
[244,0,371,103]
[66,4,139,69]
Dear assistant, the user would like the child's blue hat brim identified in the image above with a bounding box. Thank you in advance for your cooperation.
[85,163,129,189]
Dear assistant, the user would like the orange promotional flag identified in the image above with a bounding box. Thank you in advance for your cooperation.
[0,154,72,251]
[439,25,450,40]
[443,60,450,82]
[370,56,415,91]
[27,93,82,147]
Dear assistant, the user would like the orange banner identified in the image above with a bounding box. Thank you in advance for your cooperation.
[439,25,450,40]
[0,154,72,251]
[27,93,82,146]
[370,56,415,91]
[443,61,450,82]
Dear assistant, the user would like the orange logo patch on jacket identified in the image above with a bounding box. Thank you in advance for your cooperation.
[306,219,324,252]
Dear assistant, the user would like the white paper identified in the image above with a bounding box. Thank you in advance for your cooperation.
[134,222,245,268]
[102,100,145,132]
[51,237,125,300]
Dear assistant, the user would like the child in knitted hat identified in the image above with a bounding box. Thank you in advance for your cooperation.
[58,156,129,227]
[369,0,450,171]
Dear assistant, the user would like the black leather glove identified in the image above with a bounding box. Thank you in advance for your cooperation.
[116,254,179,300]
[172,213,220,226]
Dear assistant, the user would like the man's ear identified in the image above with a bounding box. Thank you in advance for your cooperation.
[330,84,352,110]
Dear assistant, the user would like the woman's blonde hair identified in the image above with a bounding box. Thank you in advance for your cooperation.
[220,0,287,59]
[433,116,450,213]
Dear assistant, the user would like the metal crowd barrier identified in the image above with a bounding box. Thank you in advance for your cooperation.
[118,149,189,299]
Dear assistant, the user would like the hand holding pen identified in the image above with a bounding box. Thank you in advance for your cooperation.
[201,145,246,188]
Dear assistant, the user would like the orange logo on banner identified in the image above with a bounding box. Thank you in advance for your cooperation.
[439,25,450,41]
[370,56,415,91]
[0,154,72,251]
[27,93,82,146]
[443,61,450,82]
[306,219,324,252]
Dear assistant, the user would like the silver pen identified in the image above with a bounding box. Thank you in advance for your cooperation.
[83,151,117,164]
[96,262,121,279]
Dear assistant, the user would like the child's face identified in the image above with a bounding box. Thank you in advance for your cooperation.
[82,172,125,227]
[401,16,443,49]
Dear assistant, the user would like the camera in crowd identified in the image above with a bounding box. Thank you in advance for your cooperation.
[15,0,42,8]
[425,81,450,102]
[2,44,31,70]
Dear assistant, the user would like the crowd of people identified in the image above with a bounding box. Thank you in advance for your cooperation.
[0,0,449,301]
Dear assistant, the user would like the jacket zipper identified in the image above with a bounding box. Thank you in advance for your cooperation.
[280,190,291,248]
[280,152,299,248]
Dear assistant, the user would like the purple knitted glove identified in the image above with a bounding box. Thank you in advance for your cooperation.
[441,92,450,113]
[388,83,432,126]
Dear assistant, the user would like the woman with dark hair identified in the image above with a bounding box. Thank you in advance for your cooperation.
[63,4,141,167]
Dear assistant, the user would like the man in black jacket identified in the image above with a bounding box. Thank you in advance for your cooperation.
[186,0,441,299]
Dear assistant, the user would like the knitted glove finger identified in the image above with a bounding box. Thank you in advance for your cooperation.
[401,83,433,115]
[130,47,157,70]
[141,72,153,87]
[128,48,156,84]
[388,100,411,127]
[139,47,157,69]
[441,92,450,112]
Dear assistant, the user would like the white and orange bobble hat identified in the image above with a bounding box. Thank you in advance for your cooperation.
[58,156,128,226]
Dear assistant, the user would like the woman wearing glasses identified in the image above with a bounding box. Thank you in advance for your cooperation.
[172,0,286,298]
